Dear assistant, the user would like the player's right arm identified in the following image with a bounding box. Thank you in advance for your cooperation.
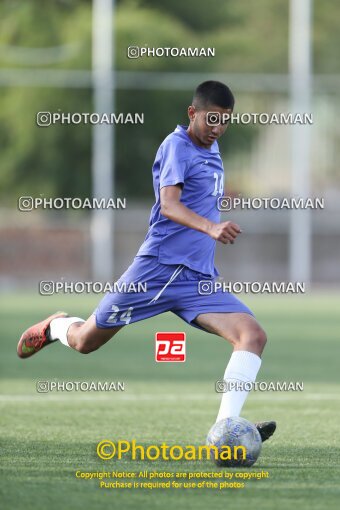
[160,185,241,245]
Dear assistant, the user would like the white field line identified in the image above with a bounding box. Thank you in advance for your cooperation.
[0,393,339,403]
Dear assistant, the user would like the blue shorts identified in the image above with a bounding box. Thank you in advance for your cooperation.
[94,256,254,332]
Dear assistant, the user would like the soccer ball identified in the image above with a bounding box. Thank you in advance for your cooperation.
[206,416,262,467]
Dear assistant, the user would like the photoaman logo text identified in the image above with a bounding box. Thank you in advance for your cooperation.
[96,439,246,462]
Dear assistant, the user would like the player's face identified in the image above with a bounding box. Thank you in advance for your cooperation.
[187,104,232,148]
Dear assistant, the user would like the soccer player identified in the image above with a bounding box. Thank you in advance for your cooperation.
[17,81,275,441]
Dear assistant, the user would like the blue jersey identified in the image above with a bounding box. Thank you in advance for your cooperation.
[136,125,224,277]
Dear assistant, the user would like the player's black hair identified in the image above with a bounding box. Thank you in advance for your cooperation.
[192,81,235,110]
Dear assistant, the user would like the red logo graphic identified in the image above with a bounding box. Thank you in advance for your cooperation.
[155,332,186,362]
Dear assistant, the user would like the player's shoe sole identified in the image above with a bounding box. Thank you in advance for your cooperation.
[255,421,276,442]
[17,311,68,359]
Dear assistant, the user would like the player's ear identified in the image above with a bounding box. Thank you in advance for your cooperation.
[188,105,196,122]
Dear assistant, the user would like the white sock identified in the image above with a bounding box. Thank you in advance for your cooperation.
[49,317,85,347]
[216,350,262,422]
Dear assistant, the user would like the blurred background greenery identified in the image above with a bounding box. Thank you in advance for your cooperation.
[0,0,339,201]
[0,0,339,285]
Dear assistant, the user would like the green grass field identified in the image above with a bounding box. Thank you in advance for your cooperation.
[1,292,340,510]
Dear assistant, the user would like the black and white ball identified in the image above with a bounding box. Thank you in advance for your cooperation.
[206,416,262,467]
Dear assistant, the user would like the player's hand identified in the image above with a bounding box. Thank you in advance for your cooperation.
[207,221,242,244]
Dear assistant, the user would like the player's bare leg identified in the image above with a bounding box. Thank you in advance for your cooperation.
[194,312,266,356]
[66,315,123,354]
[194,312,276,441]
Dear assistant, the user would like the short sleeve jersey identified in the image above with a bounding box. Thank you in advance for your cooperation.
[136,125,224,277]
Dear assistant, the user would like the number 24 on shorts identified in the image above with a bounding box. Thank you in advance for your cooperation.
[106,305,134,325]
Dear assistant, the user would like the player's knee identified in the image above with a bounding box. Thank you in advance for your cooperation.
[241,325,267,353]
[255,327,267,350]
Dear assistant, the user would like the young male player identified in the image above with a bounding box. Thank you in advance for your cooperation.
[17,81,275,441]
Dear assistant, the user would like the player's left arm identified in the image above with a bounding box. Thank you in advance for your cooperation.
[160,185,240,245]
